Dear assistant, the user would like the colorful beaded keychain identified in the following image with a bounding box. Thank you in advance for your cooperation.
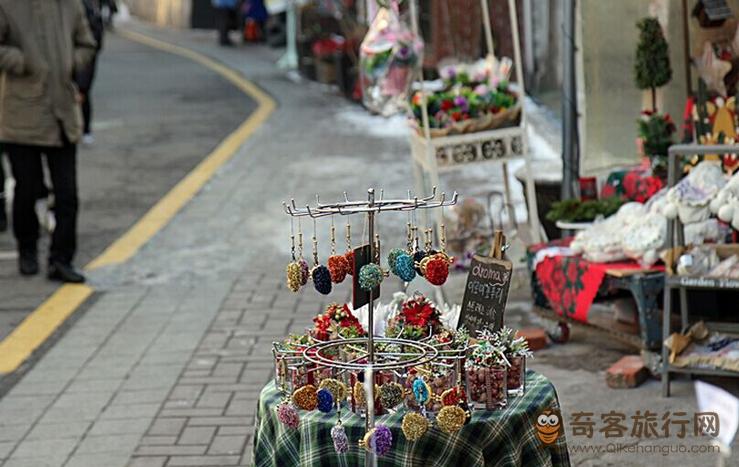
[310,218,332,295]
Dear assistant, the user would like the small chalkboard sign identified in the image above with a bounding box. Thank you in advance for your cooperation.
[352,244,379,310]
[458,231,512,334]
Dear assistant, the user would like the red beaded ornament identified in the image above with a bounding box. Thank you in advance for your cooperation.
[328,255,350,283]
[425,254,449,286]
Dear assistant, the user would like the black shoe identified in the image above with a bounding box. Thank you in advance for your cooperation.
[47,261,86,283]
[19,250,39,276]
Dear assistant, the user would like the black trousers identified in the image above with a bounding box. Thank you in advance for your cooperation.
[6,141,78,264]
[216,7,234,44]
[76,53,99,135]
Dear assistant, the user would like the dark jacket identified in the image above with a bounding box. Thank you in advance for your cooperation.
[0,0,97,147]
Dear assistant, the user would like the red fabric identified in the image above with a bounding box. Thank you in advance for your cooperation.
[535,255,663,323]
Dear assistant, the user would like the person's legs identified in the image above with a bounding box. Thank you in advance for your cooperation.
[6,144,44,274]
[217,8,233,46]
[81,95,92,136]
[0,150,7,232]
[44,141,78,266]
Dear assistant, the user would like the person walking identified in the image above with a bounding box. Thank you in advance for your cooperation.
[0,151,6,232]
[76,0,105,145]
[0,0,97,282]
[213,0,238,46]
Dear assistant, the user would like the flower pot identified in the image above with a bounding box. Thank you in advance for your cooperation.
[506,355,526,397]
[465,365,507,410]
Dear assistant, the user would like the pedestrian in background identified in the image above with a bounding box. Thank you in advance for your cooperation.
[101,0,118,29]
[0,152,6,232]
[213,0,239,46]
[0,0,97,283]
[76,0,105,145]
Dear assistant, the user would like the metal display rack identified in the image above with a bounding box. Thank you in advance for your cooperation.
[409,0,542,243]
[661,144,739,397]
[283,187,457,463]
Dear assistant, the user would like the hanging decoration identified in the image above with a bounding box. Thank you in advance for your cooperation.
[331,421,349,454]
[359,0,424,116]
[311,219,332,295]
[297,219,310,286]
[276,401,300,429]
[360,424,393,456]
[344,222,355,276]
[316,388,334,413]
[436,405,468,433]
[379,381,405,409]
[292,384,319,411]
[327,218,350,283]
[401,412,429,441]
[319,378,348,403]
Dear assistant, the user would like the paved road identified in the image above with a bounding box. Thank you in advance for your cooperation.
[0,32,254,342]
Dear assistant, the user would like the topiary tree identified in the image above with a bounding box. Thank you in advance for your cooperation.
[635,17,672,112]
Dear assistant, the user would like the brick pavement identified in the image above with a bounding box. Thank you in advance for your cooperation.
[127,273,353,467]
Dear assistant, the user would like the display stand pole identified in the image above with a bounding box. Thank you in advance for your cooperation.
[507,0,541,243]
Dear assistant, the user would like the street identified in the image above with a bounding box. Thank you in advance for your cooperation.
[0,15,734,467]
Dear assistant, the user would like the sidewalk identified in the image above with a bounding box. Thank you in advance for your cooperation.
[0,20,731,467]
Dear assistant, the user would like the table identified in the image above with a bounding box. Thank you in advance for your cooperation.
[527,240,665,349]
[253,371,571,466]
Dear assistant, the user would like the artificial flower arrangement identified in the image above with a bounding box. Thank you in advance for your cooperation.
[495,326,533,396]
[465,329,510,409]
[385,294,443,341]
[359,4,423,116]
[409,57,520,137]
[311,303,366,342]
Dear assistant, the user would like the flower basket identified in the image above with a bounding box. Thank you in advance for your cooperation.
[414,102,522,138]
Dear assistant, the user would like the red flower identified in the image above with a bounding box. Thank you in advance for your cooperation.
[451,111,463,121]
[440,100,454,111]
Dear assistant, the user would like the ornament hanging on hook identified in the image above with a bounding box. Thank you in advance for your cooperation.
[310,218,332,295]
[327,216,350,284]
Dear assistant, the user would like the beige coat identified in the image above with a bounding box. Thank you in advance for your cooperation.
[0,0,97,147]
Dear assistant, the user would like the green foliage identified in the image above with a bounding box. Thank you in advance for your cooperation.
[637,111,676,157]
[634,18,672,91]
[545,196,626,223]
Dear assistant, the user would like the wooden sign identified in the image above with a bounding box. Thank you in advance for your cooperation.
[352,244,379,310]
[458,231,512,335]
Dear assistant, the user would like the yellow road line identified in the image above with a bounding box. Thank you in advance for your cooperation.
[88,28,276,269]
[0,285,93,374]
[0,28,275,375]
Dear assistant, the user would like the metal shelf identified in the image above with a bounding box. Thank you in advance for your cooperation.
[666,275,739,290]
[665,365,739,377]
[661,144,739,397]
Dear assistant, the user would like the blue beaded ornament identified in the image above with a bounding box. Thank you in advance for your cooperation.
[395,253,416,282]
[316,388,334,413]
[412,378,430,405]
[387,248,405,275]
[358,263,383,291]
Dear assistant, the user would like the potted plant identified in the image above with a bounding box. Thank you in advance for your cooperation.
[495,327,533,397]
[465,330,509,410]
[637,110,676,179]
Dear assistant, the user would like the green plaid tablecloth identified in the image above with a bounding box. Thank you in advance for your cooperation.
[253,371,571,466]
